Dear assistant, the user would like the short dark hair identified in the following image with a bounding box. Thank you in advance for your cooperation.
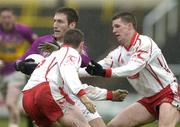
[55,7,79,25]
[112,12,137,30]
[0,7,14,14]
[63,29,84,48]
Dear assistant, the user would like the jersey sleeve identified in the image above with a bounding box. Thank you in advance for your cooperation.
[98,51,114,69]
[112,40,152,77]
[82,84,109,101]
[60,50,85,97]
[78,67,91,77]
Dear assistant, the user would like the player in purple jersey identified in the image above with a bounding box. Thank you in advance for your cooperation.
[0,7,38,127]
[16,7,128,127]
[16,7,89,72]
[15,7,89,76]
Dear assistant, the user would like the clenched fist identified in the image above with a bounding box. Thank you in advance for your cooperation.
[112,89,128,101]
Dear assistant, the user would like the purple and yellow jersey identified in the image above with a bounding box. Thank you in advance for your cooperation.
[19,34,55,60]
[0,24,35,75]
[19,34,90,67]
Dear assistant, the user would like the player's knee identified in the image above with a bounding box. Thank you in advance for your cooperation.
[6,102,14,110]
[6,102,19,113]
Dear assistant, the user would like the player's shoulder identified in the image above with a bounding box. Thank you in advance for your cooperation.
[37,34,54,41]
[139,34,152,43]
[61,46,79,56]
[54,47,80,63]
[137,34,153,47]
[15,23,31,31]
[14,24,34,38]
[35,34,55,43]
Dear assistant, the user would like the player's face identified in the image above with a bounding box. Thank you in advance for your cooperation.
[112,18,130,45]
[0,10,15,31]
[53,13,71,40]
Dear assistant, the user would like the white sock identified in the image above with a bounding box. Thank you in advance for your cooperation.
[8,123,18,127]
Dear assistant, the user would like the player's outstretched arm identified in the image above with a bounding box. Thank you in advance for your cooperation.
[83,84,128,101]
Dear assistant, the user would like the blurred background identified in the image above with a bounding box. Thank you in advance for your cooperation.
[0,0,179,126]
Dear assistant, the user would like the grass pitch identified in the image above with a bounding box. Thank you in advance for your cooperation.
[1,116,180,127]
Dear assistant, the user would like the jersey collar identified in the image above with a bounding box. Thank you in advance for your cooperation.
[125,32,139,51]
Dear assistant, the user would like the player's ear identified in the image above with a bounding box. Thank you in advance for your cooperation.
[78,41,84,53]
[128,23,133,30]
[69,22,76,29]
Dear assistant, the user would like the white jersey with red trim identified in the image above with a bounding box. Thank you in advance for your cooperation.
[82,83,109,101]
[99,32,177,97]
[23,46,84,100]
[23,46,109,102]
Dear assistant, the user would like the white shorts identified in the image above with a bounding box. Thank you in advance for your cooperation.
[0,71,26,104]
[70,94,101,122]
[2,71,26,87]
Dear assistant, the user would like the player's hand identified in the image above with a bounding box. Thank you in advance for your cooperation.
[38,42,59,53]
[85,60,105,76]
[85,60,112,77]
[15,59,38,75]
[80,95,96,113]
[112,89,128,101]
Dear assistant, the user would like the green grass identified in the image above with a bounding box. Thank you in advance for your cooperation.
[0,116,27,127]
[0,116,180,127]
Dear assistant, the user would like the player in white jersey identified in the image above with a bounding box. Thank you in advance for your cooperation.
[23,54,128,127]
[83,12,180,127]
[22,54,128,127]
[22,29,96,127]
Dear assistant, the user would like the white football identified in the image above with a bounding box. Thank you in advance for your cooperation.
[25,54,45,64]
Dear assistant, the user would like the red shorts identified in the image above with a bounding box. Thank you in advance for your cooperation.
[138,85,179,119]
[22,82,66,127]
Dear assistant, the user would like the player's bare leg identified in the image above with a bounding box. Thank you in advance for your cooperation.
[55,105,91,127]
[89,117,106,127]
[158,103,180,127]
[107,102,155,127]
[6,85,20,127]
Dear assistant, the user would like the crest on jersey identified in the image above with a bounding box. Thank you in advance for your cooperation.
[64,55,77,65]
